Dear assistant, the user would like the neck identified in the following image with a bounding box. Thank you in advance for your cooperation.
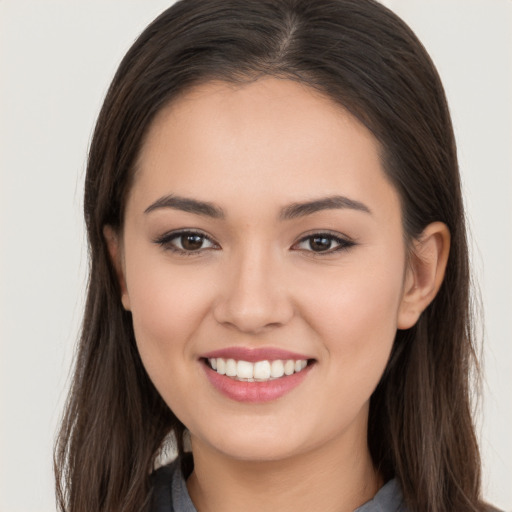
[186,425,383,512]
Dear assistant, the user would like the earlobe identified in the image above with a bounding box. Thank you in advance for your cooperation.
[397,222,450,329]
[103,225,131,311]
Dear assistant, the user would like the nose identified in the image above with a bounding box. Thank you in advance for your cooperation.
[212,245,294,335]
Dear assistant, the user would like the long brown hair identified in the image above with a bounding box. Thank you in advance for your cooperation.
[54,1,487,510]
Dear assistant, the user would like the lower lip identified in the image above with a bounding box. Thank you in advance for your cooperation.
[203,361,313,403]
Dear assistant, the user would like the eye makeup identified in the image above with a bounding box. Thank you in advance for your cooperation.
[153,229,356,257]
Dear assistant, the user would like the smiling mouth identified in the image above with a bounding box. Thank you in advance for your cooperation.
[204,357,314,382]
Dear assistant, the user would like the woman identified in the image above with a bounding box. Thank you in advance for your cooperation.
[54,1,495,511]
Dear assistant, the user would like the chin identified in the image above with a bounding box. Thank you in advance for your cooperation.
[190,423,312,463]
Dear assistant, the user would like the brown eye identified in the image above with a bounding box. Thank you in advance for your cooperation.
[154,230,218,254]
[309,236,333,252]
[294,232,355,254]
[181,233,205,251]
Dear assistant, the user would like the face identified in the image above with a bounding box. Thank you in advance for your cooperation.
[113,78,415,462]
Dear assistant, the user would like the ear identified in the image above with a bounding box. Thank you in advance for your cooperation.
[397,222,450,329]
[103,225,131,311]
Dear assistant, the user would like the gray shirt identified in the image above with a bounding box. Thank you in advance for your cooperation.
[149,455,408,512]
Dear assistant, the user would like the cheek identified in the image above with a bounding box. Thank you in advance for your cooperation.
[301,254,405,379]
[123,252,213,385]
[291,258,405,439]
[131,277,199,342]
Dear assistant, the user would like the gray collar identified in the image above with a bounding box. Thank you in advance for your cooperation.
[150,455,407,512]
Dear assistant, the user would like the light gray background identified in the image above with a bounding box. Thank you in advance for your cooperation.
[1,1,510,510]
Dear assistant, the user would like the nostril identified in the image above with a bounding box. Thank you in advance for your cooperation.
[212,300,295,334]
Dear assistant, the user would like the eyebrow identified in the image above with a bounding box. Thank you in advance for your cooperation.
[144,194,371,219]
[144,195,224,218]
[279,195,371,220]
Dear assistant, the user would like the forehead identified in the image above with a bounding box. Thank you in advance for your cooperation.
[138,77,376,169]
[129,78,399,220]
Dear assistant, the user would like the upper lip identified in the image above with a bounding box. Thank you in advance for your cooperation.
[200,347,313,363]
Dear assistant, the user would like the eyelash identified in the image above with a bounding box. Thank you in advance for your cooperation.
[153,229,356,257]
[153,230,219,257]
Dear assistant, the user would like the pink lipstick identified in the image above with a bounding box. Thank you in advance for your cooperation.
[200,347,314,403]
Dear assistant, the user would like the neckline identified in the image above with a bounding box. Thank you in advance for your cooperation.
[164,454,405,512]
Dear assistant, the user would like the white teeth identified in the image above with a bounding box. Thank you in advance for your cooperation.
[225,358,237,377]
[208,357,309,381]
[216,358,226,375]
[237,360,254,379]
[254,360,271,379]
[270,360,284,378]
[284,359,295,375]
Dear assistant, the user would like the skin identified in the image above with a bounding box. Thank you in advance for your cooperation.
[105,78,449,512]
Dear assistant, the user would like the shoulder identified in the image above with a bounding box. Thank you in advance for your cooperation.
[149,458,178,512]
[149,454,196,512]
[354,479,409,512]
